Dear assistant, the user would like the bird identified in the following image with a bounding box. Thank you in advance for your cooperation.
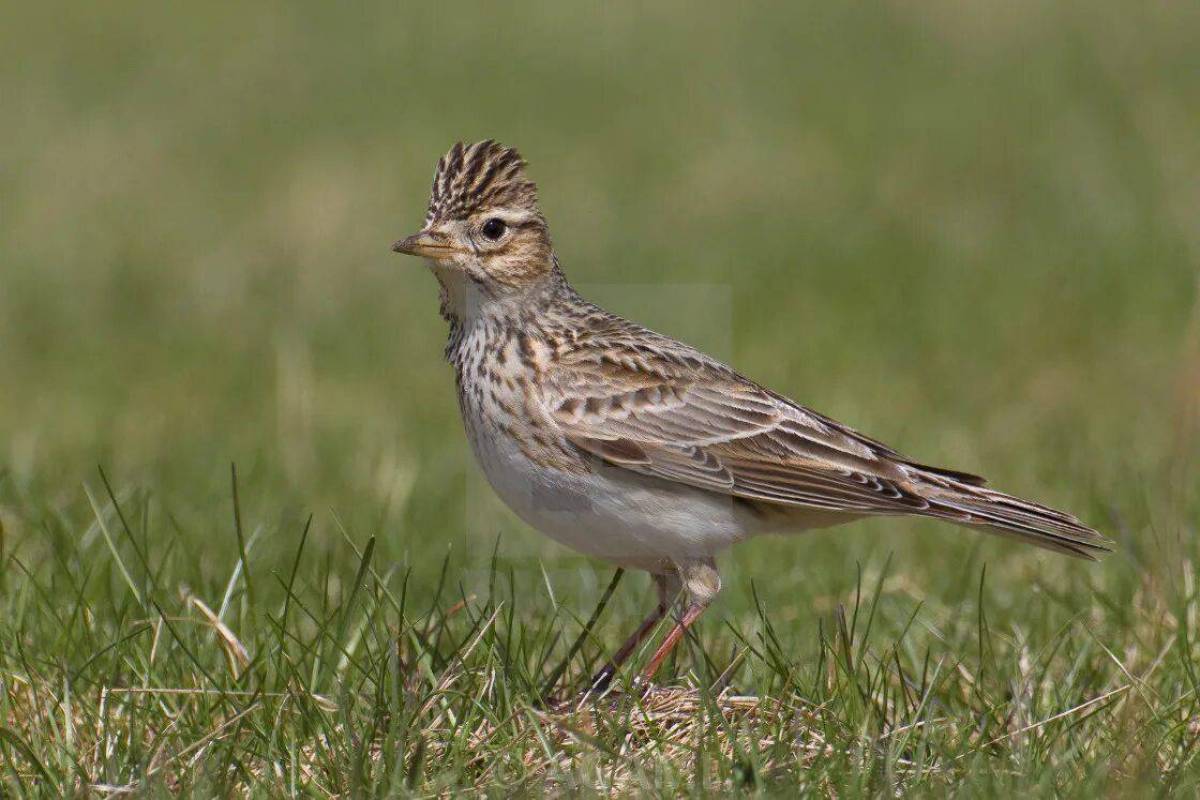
[391,140,1110,692]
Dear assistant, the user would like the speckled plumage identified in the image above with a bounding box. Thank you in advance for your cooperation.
[393,140,1110,689]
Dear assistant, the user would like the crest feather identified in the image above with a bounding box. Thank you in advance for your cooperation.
[426,140,539,223]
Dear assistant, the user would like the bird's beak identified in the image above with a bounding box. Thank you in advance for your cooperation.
[391,229,457,259]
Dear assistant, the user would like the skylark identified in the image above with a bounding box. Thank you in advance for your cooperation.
[392,140,1110,689]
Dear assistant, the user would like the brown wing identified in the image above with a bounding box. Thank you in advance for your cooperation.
[538,324,1109,559]
[542,340,941,515]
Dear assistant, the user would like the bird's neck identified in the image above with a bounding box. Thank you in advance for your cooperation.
[441,256,575,364]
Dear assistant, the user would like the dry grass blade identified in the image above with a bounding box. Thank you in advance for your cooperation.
[185,592,250,678]
[413,604,504,725]
[148,702,261,778]
[967,685,1131,755]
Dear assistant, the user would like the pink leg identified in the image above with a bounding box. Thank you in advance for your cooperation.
[640,601,709,681]
[586,573,678,692]
[586,604,668,691]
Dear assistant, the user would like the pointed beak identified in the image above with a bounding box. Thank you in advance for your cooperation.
[391,229,457,259]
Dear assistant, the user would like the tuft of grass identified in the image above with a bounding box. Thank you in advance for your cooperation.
[2,471,1199,795]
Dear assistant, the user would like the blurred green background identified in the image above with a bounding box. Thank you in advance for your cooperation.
[2,1,1198,619]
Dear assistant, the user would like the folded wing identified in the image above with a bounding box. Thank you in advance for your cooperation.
[542,332,1110,559]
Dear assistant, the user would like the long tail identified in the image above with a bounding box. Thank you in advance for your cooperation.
[908,464,1112,560]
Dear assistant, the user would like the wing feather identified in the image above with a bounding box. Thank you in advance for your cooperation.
[546,352,929,514]
[536,315,1109,558]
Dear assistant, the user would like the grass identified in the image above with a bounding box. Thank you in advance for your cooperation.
[3,483,1198,796]
[2,0,1200,795]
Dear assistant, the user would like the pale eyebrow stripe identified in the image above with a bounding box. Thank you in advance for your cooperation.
[474,209,539,226]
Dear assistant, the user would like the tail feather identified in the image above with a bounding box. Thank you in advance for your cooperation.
[904,460,988,487]
[913,473,1111,560]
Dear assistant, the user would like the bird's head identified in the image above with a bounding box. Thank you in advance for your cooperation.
[393,140,557,320]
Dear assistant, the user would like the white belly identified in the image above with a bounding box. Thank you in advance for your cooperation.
[467,423,757,573]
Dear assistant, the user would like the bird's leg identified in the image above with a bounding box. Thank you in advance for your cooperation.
[584,604,665,693]
[639,602,708,680]
[586,572,678,694]
[640,558,720,682]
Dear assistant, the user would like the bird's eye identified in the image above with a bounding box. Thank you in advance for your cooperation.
[481,218,507,240]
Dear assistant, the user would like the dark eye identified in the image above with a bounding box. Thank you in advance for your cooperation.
[481,218,507,240]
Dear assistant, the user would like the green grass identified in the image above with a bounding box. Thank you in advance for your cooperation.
[2,0,1200,795]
